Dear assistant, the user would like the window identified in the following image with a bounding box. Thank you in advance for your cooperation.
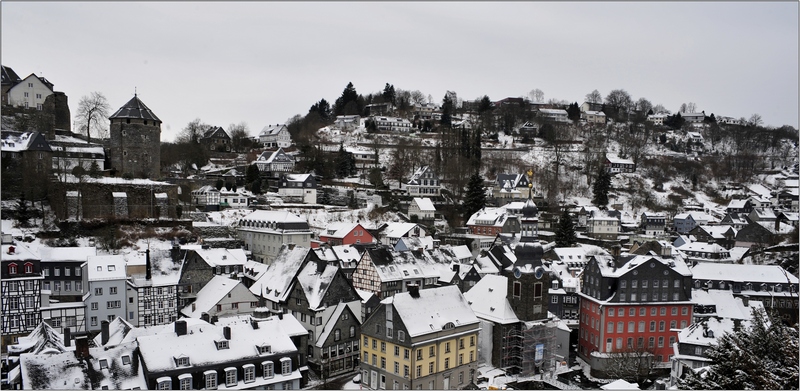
[444,358,450,370]
[659,321,665,332]
[534,283,542,298]
[416,365,422,378]
[617,308,624,316]
[628,322,634,333]
[122,355,131,365]
[381,342,386,352]
[179,374,192,390]
[244,364,255,383]
[394,362,399,374]
[381,357,386,369]
[95,287,103,296]
[176,356,190,367]
[110,287,117,295]
[399,330,405,342]
[640,308,646,316]
[43,268,50,277]
[513,281,521,297]
[429,362,434,374]
[417,349,423,360]
[157,378,171,390]
[225,368,237,386]
[76,267,81,276]
[650,321,655,332]
[682,306,688,315]
[99,359,109,369]
[429,346,435,357]
[206,371,217,388]
[651,308,656,316]
[334,329,341,341]
[658,336,664,348]
[91,317,98,327]
[648,337,655,348]
[670,320,677,329]
[660,307,666,316]
[445,342,451,353]
[617,322,623,333]
[281,357,291,375]
[607,322,614,333]
[54,267,59,276]
[629,308,635,316]
[638,321,645,332]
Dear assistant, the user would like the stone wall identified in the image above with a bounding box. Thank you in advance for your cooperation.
[51,180,178,221]
[109,118,161,179]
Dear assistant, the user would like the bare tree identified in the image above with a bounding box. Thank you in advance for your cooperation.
[635,98,653,114]
[176,118,211,143]
[528,88,545,103]
[410,90,427,106]
[603,344,658,385]
[605,89,633,122]
[227,121,251,152]
[74,92,110,142]
[585,89,602,104]
[652,104,669,114]
[748,113,763,127]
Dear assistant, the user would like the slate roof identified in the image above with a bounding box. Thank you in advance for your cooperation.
[180,275,252,318]
[109,95,161,122]
[249,245,310,302]
[7,322,69,356]
[385,285,479,338]
[1,65,21,86]
[463,274,519,324]
[295,260,339,311]
[407,166,434,186]
[690,263,798,284]
[595,254,692,279]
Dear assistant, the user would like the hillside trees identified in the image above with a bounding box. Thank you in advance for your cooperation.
[592,165,611,208]
[528,88,545,103]
[555,209,576,247]
[333,82,362,116]
[680,308,798,390]
[228,122,252,152]
[74,92,110,142]
[566,102,581,122]
[585,89,602,104]
[463,173,486,222]
[604,89,633,122]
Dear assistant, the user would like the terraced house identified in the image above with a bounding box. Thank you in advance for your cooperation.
[360,285,480,390]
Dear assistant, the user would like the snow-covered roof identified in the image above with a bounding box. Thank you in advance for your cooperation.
[386,285,479,338]
[584,110,605,116]
[2,243,39,261]
[7,321,68,356]
[395,236,434,251]
[412,197,436,211]
[356,288,376,303]
[87,255,127,281]
[249,245,309,302]
[467,207,513,227]
[240,209,309,225]
[606,154,635,165]
[727,199,749,209]
[296,260,338,311]
[193,247,248,267]
[283,173,312,182]
[539,108,568,115]
[690,289,765,320]
[407,166,434,186]
[93,317,138,347]
[694,225,736,239]
[595,254,692,278]
[677,242,730,254]
[552,247,589,263]
[382,222,421,239]
[180,275,248,318]
[674,211,715,222]
[322,222,361,239]
[601,379,640,390]
[330,245,362,267]
[136,318,297,373]
[691,263,798,284]
[38,246,96,262]
[258,124,287,137]
[463,274,519,324]
[451,245,473,261]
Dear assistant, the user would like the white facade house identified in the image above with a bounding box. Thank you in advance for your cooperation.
[538,108,570,123]
[334,115,361,131]
[49,134,106,175]
[680,112,705,123]
[587,211,619,240]
[6,73,54,110]
[605,154,636,173]
[255,148,295,177]
[258,124,292,148]
[219,189,249,209]
[85,255,128,332]
[277,173,317,204]
[406,166,441,197]
[647,113,669,125]
[408,197,436,220]
[180,275,259,319]
[581,110,606,124]
[237,210,313,264]
[372,116,413,132]
[191,185,221,207]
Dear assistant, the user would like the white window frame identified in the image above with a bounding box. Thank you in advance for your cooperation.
[243,364,255,383]
[263,361,274,379]
[225,367,237,387]
[178,374,192,390]
[204,370,217,389]
[281,357,291,375]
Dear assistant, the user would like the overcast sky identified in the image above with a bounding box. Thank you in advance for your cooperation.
[3,2,797,142]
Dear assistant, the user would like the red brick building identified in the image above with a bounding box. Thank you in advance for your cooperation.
[578,254,693,376]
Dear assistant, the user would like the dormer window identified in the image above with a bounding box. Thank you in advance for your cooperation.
[8,263,17,275]
[122,355,131,365]
[175,356,190,367]
[216,340,229,350]
[258,344,271,354]
[99,359,109,369]
[23,262,33,274]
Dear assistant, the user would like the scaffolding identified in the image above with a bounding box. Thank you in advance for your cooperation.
[520,319,558,377]
[501,325,523,374]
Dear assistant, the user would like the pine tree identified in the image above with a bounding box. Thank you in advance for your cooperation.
[592,165,611,208]
[246,164,260,185]
[680,308,799,390]
[463,173,486,221]
[16,195,31,228]
[555,209,576,247]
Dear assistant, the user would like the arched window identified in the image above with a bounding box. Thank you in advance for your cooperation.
[23,262,33,274]
[8,263,18,275]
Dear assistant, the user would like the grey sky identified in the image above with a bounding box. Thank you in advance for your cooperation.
[3,2,797,142]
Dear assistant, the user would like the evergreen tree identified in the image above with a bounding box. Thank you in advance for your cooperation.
[441,92,455,128]
[246,164,260,185]
[680,308,799,390]
[250,177,262,194]
[555,209,577,247]
[215,179,224,191]
[16,195,31,228]
[335,144,355,178]
[463,173,486,221]
[592,166,611,208]
[309,98,332,122]
[382,83,396,105]
[334,82,360,116]
[567,102,581,122]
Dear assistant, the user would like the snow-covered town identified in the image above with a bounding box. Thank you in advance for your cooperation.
[2,3,799,390]
[2,63,798,390]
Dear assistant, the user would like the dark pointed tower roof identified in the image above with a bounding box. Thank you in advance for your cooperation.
[109,94,161,122]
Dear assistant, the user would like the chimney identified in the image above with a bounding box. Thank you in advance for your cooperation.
[201,313,210,323]
[775,217,781,233]
[287,243,296,250]
[277,312,283,320]
[210,315,218,325]
[253,308,269,319]
[170,244,181,262]
[74,335,90,360]
[742,295,749,307]
[316,258,326,274]
[452,264,460,274]
[145,249,152,281]
[251,319,259,330]
[408,283,420,298]
[101,320,110,346]
[223,326,231,340]
[175,320,187,336]
[64,327,71,347]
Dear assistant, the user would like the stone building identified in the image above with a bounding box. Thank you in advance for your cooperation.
[108,94,161,179]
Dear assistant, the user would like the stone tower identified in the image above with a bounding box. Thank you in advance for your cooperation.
[504,168,550,322]
[108,94,161,179]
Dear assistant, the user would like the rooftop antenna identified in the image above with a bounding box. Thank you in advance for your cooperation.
[134,86,137,97]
